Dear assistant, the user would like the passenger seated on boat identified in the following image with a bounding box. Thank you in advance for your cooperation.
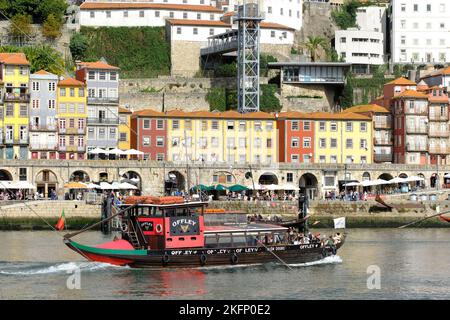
[333,233,342,245]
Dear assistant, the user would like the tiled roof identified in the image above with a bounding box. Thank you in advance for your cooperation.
[58,77,85,87]
[386,77,416,85]
[118,107,132,114]
[80,3,223,13]
[420,66,450,79]
[260,22,295,31]
[392,90,428,99]
[278,111,309,119]
[34,70,53,75]
[342,104,390,114]
[134,109,275,120]
[78,61,120,70]
[132,109,165,117]
[308,111,372,121]
[0,52,29,65]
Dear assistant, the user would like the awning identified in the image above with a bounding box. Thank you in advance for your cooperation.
[108,148,126,155]
[361,179,390,186]
[388,177,408,184]
[343,182,361,187]
[100,182,115,190]
[86,183,101,189]
[88,147,108,154]
[228,184,248,192]
[403,176,425,182]
[119,182,138,190]
[124,149,144,155]
[64,182,88,189]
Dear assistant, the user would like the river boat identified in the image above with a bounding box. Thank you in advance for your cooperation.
[64,196,345,268]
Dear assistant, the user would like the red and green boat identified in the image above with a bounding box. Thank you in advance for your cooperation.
[64,196,345,268]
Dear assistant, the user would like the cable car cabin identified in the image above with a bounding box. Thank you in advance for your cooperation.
[118,201,207,250]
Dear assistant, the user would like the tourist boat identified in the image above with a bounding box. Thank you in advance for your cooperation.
[64,196,345,268]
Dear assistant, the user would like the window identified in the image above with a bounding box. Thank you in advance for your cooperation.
[139,11,144,17]
[32,81,39,91]
[156,137,164,147]
[88,71,95,80]
[287,173,293,183]
[291,121,299,131]
[157,154,164,162]
[319,155,326,163]
[48,100,55,109]
[60,88,66,96]
[48,82,56,91]
[185,120,191,130]
[211,120,219,130]
[143,119,150,129]
[193,28,198,35]
[346,122,353,132]
[254,121,262,131]
[360,139,367,149]
[6,104,13,117]
[303,137,311,148]
[319,121,326,131]
[143,137,150,146]
[177,27,182,35]
[70,88,75,97]
[201,120,208,131]
[427,4,431,12]
[227,121,234,130]
[99,72,106,81]
[209,29,214,36]
[346,139,353,149]
[157,119,164,130]
[155,11,160,17]
[303,121,310,131]
[172,120,179,130]
[266,121,274,131]
[330,138,337,148]
[106,11,111,18]
[266,138,272,148]
[110,72,117,81]
[90,12,95,18]
[319,138,326,148]
[330,122,337,131]
[123,11,128,18]
[291,137,299,148]
[360,122,367,132]
[401,3,406,12]
[212,137,220,147]
[291,154,299,163]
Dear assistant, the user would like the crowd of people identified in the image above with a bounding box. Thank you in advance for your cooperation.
[325,190,370,201]
[225,191,297,202]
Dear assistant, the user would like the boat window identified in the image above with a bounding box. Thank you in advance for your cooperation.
[205,234,218,248]
[246,233,258,246]
[231,234,247,247]
[217,234,232,248]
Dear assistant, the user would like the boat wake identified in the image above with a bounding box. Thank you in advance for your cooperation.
[0,261,127,276]
[288,255,343,267]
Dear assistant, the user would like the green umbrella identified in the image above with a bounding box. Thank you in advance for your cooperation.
[190,184,210,192]
[228,184,249,192]
[214,184,228,191]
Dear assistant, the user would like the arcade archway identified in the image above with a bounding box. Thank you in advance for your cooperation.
[299,173,319,200]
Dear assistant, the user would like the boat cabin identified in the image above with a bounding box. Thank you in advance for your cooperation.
[118,199,290,251]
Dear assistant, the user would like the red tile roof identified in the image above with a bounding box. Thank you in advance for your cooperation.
[0,52,29,65]
[119,107,132,114]
[80,3,223,13]
[132,109,165,118]
[58,77,86,87]
[78,61,120,70]
[386,77,416,85]
[168,19,229,27]
[392,90,428,99]
[342,104,390,114]
[34,70,53,75]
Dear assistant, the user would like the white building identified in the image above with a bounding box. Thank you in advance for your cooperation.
[390,0,450,64]
[334,5,386,73]
[79,2,224,27]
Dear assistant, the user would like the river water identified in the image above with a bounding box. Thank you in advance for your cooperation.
[0,229,450,300]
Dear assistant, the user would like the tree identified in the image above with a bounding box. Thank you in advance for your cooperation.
[331,0,362,30]
[36,0,68,24]
[8,14,33,44]
[340,73,354,109]
[69,33,88,61]
[42,13,63,40]
[260,84,281,112]
[22,45,65,75]
[305,36,327,62]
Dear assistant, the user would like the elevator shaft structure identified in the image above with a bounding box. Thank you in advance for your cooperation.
[236,1,264,114]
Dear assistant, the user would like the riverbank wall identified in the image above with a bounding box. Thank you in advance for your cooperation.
[0,200,449,230]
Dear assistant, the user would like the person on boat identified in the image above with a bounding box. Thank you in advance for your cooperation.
[333,233,342,245]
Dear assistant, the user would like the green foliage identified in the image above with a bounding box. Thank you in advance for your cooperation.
[0,45,65,75]
[260,54,277,77]
[140,86,164,93]
[393,64,414,78]
[260,84,281,112]
[78,27,171,78]
[305,36,327,62]
[9,14,32,37]
[331,0,364,30]
[0,0,67,23]
[42,13,62,40]
[340,73,354,108]
[215,62,237,77]
[69,33,88,61]
[207,87,227,112]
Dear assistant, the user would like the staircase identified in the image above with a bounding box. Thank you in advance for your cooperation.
[128,231,140,248]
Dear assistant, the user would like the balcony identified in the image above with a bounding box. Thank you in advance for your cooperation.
[30,143,58,151]
[406,126,428,134]
[87,118,119,125]
[59,145,85,152]
[87,97,119,105]
[374,138,393,146]
[429,114,449,121]
[429,147,450,154]
[29,125,57,132]
[4,93,30,102]
[59,127,86,134]
[374,154,392,163]
[4,137,29,145]
[374,122,392,129]
[428,130,450,138]
[406,144,428,152]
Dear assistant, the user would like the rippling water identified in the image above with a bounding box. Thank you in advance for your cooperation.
[1,229,450,299]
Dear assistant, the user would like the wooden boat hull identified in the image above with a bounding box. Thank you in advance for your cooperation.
[64,238,345,268]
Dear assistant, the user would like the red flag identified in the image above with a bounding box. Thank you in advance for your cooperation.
[55,210,65,231]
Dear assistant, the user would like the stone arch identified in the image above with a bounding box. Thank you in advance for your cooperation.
[212,170,237,185]
[399,173,408,178]
[430,173,439,188]
[70,170,90,183]
[417,173,426,188]
[165,171,185,194]
[121,171,142,191]
[35,170,58,198]
[258,172,279,185]
[378,173,393,181]
[99,172,109,182]
[0,169,13,181]
[362,172,371,181]
[299,173,319,200]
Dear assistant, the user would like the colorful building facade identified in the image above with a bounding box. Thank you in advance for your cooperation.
[118,107,132,150]
[57,78,87,160]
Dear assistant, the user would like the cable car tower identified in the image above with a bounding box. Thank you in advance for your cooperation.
[236,0,264,113]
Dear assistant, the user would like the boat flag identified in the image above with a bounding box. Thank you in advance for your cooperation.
[333,217,346,229]
[55,210,65,231]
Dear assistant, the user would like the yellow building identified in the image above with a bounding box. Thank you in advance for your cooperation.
[118,107,132,150]
[57,78,87,160]
[165,110,277,166]
[0,53,30,159]
[312,112,373,164]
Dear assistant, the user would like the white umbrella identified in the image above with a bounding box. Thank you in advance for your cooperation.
[403,176,425,182]
[14,181,37,189]
[247,183,264,190]
[119,182,138,190]
[88,147,108,154]
[361,179,389,187]
[343,182,361,187]
[266,184,281,190]
[109,148,126,155]
[125,149,144,155]
[86,183,101,189]
[280,183,299,190]
[100,182,114,190]
[388,177,407,184]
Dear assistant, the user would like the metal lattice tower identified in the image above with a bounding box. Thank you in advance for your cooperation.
[236,0,264,114]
